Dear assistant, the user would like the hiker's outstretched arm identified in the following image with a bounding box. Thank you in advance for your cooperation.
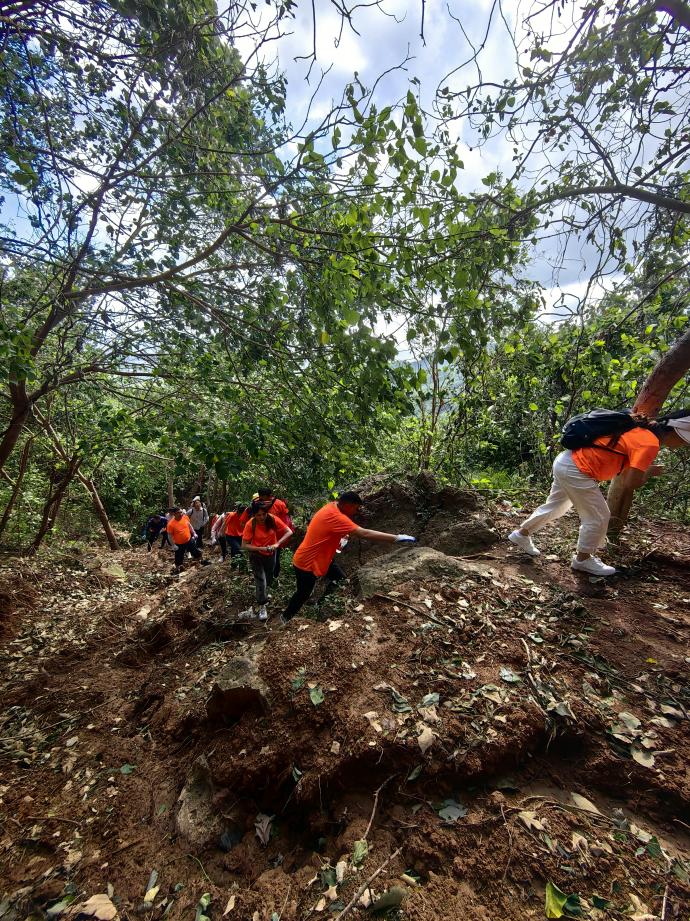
[353,527,398,543]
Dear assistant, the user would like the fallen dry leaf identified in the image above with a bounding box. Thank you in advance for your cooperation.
[417,725,434,753]
[74,894,118,921]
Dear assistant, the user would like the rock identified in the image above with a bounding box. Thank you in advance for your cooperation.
[356,546,495,598]
[206,655,271,724]
[175,755,223,848]
[422,517,499,555]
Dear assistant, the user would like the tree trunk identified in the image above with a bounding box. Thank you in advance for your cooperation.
[195,464,206,499]
[0,436,33,540]
[608,327,690,533]
[79,474,119,550]
[32,407,119,550]
[28,458,81,555]
[0,385,31,471]
[219,480,228,511]
[167,476,174,508]
[208,471,218,512]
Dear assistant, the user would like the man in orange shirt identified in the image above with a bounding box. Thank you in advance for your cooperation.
[166,506,209,574]
[509,420,688,576]
[280,491,416,622]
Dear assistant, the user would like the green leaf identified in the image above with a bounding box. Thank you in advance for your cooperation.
[499,667,522,684]
[291,667,306,692]
[352,838,368,866]
[407,764,423,782]
[309,685,325,706]
[391,690,412,712]
[120,763,136,775]
[545,882,568,918]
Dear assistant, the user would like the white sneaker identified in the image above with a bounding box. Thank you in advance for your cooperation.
[238,607,256,620]
[571,555,616,577]
[508,530,540,556]
[258,606,268,621]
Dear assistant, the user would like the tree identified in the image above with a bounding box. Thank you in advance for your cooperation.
[608,327,690,531]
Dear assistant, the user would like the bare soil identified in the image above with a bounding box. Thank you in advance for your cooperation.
[0,504,689,921]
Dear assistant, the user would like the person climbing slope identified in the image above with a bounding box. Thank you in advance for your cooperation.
[143,512,168,551]
[166,506,210,574]
[509,410,690,576]
[240,502,293,621]
[187,496,209,548]
[211,510,228,560]
[281,491,416,623]
[255,486,293,577]
[224,502,249,560]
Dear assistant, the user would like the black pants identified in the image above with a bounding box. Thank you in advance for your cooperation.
[160,531,172,548]
[174,539,201,568]
[249,552,275,604]
[227,536,242,557]
[282,562,345,620]
[195,531,204,549]
[274,547,282,578]
[217,535,227,560]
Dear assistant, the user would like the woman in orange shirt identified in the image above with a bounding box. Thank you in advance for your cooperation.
[509,420,688,576]
[240,503,293,621]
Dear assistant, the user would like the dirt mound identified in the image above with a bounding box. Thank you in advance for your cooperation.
[341,470,499,571]
[0,518,689,921]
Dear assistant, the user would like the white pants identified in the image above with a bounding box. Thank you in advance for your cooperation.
[521,451,610,554]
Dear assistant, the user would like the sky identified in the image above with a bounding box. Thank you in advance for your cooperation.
[233,0,620,314]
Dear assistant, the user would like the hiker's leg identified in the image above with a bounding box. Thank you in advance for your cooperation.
[264,553,275,591]
[228,536,241,557]
[174,543,186,567]
[320,561,346,600]
[218,536,227,560]
[250,554,268,604]
[557,463,610,559]
[189,540,202,561]
[519,454,573,535]
[274,547,282,578]
[283,566,317,620]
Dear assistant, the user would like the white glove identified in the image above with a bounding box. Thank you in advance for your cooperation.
[395,534,416,543]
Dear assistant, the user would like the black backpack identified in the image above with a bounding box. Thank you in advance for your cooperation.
[560,409,641,451]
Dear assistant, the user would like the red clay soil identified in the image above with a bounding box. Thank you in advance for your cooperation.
[0,507,689,921]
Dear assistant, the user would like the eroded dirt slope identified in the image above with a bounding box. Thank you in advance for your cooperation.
[0,506,689,921]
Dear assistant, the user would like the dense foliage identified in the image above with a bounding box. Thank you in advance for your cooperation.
[2,0,690,550]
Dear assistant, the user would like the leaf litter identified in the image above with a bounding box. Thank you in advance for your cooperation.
[1,527,689,921]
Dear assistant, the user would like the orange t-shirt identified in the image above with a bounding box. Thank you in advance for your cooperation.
[225,509,249,537]
[270,497,291,526]
[292,502,359,577]
[242,516,290,556]
[572,428,660,482]
[166,514,194,545]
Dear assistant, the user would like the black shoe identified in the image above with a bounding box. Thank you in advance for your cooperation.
[279,613,291,625]
[201,559,211,566]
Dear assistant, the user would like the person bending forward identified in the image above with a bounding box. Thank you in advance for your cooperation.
[509,420,686,576]
[281,491,415,622]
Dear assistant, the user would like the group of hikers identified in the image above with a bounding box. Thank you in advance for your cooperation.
[142,406,690,623]
[143,488,416,623]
